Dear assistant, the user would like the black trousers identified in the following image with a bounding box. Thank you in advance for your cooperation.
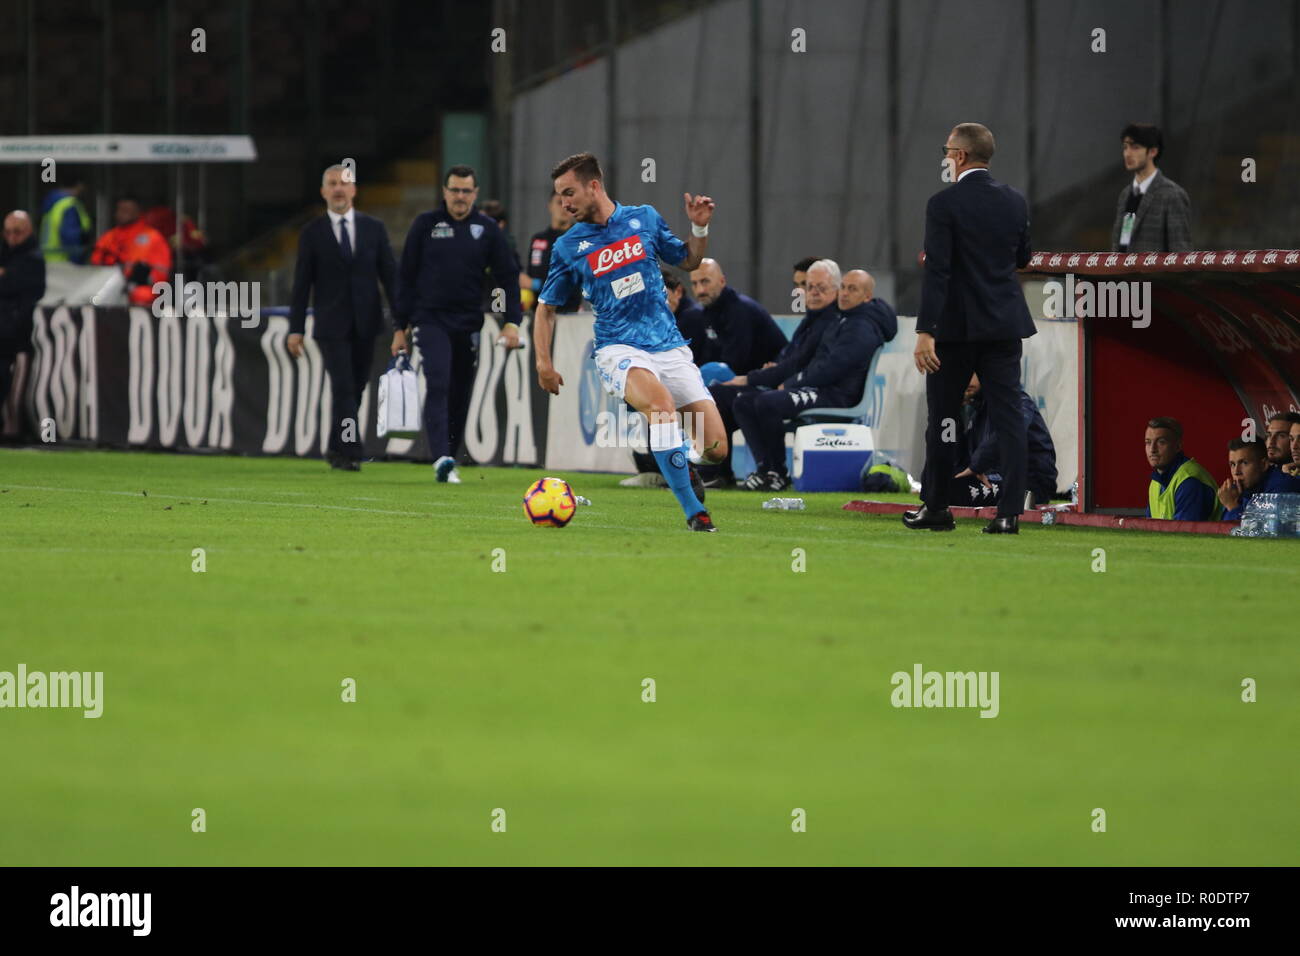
[733,385,832,476]
[316,330,375,460]
[0,343,21,413]
[922,339,1028,517]
[415,321,478,461]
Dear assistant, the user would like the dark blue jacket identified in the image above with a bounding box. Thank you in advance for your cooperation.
[289,212,397,339]
[783,298,898,405]
[674,296,710,364]
[918,169,1035,343]
[747,303,838,387]
[1222,465,1300,521]
[396,203,522,331]
[1146,452,1219,521]
[964,388,1058,495]
[698,286,786,375]
[0,234,46,348]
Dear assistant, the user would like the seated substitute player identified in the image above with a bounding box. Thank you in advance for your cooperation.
[1218,437,1300,521]
[1144,416,1221,520]
[532,152,726,532]
[1287,417,1300,477]
[1265,412,1300,470]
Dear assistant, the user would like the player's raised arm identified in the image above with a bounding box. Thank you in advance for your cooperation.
[679,193,715,272]
[533,301,564,394]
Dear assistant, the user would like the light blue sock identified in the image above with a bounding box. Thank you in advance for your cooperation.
[649,422,704,518]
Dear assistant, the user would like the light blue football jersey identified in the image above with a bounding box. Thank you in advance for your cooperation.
[539,202,690,353]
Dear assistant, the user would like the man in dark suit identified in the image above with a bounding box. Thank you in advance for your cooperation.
[0,211,46,421]
[289,164,398,471]
[905,123,1035,534]
[1110,123,1193,254]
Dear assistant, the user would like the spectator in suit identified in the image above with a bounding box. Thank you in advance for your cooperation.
[690,259,786,382]
[1110,123,1193,254]
[1218,437,1300,521]
[906,123,1036,534]
[733,266,896,491]
[1265,412,1300,469]
[1144,417,1220,520]
[952,373,1057,509]
[288,164,398,471]
[703,259,843,488]
[0,211,45,423]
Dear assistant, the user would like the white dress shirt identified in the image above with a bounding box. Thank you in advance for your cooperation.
[1132,168,1160,195]
[327,207,356,247]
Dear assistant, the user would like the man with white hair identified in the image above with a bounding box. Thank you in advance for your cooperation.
[706,259,845,488]
[732,261,896,490]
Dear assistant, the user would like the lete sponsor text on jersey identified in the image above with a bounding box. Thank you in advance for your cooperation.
[587,236,647,276]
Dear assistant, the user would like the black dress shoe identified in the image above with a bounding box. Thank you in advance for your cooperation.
[982,516,1019,534]
[901,504,955,531]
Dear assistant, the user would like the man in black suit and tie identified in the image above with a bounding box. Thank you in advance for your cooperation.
[289,164,398,471]
[904,123,1035,534]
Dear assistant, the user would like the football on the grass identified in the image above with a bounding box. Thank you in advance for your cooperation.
[523,477,577,527]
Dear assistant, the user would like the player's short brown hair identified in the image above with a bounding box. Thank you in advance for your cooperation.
[1227,437,1267,458]
[551,152,603,184]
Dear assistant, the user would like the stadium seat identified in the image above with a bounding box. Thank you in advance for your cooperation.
[789,350,884,427]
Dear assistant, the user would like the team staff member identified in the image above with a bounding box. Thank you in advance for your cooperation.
[90,196,172,306]
[906,122,1035,534]
[288,165,398,471]
[0,211,45,413]
[393,165,522,483]
[39,179,92,264]
[1144,417,1220,520]
[526,192,582,313]
[1110,123,1193,254]
[690,258,786,376]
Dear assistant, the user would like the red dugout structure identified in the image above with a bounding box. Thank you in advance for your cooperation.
[1024,250,1300,515]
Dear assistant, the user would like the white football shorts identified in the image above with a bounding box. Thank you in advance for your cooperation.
[593,344,714,408]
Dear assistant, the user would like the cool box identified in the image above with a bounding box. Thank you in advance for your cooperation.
[792,424,874,492]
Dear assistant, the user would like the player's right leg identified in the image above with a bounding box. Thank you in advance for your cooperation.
[622,366,713,530]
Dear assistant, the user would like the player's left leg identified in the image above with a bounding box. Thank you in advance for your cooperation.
[659,345,728,466]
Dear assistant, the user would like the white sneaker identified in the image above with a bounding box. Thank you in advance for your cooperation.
[433,455,462,484]
[618,472,668,488]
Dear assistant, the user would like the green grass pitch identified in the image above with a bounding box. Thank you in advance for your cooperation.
[1,447,1296,866]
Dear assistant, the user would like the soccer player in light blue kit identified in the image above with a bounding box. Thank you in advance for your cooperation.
[533,152,728,532]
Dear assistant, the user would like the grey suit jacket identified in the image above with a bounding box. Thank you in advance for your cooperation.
[1110,172,1193,253]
